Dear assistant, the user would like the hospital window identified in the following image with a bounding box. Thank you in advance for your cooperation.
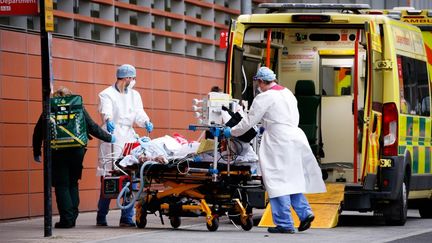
[91,3,100,18]
[398,55,430,116]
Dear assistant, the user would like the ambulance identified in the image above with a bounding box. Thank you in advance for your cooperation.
[367,7,432,93]
[224,3,432,226]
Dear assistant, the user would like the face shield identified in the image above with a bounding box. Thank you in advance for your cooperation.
[128,78,136,89]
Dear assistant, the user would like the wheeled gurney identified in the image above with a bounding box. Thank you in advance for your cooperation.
[103,126,266,231]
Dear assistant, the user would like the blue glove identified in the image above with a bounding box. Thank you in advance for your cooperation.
[145,121,154,133]
[209,127,221,137]
[110,135,116,143]
[138,136,151,148]
[140,136,151,143]
[34,155,41,163]
[224,127,232,138]
[107,120,115,133]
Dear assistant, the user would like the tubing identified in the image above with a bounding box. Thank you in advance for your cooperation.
[116,160,157,210]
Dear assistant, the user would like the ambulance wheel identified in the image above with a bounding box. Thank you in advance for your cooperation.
[206,216,219,231]
[384,180,408,226]
[419,199,432,218]
[240,216,253,231]
[170,216,181,229]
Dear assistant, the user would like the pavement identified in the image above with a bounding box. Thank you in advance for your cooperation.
[0,210,167,243]
[2,209,432,243]
[0,209,257,243]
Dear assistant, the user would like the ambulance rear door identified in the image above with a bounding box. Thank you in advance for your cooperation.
[360,21,384,187]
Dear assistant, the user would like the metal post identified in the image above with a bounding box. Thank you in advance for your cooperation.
[213,135,219,182]
[39,0,53,237]
[227,139,230,176]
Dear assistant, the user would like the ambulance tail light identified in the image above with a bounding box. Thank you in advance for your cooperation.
[382,102,398,156]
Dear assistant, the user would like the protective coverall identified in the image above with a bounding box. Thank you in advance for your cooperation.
[96,84,151,226]
[230,83,326,231]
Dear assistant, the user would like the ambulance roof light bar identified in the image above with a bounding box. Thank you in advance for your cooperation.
[391,7,432,17]
[258,3,370,14]
[392,7,415,11]
[406,9,423,15]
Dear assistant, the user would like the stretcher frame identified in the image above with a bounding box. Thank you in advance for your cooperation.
[109,126,265,231]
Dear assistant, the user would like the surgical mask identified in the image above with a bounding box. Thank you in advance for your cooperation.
[128,80,136,89]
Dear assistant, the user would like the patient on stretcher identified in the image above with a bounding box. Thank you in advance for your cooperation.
[118,135,200,167]
[117,133,259,175]
[137,154,168,164]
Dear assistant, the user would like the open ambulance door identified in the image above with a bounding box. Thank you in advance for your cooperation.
[359,21,384,188]
[226,20,246,99]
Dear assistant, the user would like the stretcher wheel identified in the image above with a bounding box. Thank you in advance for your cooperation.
[170,216,181,229]
[240,216,253,231]
[206,216,219,232]
[136,208,148,228]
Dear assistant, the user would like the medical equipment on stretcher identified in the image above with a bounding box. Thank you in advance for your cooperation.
[102,175,131,199]
[193,92,230,125]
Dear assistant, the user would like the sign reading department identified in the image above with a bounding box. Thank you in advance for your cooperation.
[0,0,38,15]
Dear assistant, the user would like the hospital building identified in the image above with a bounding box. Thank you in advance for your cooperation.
[0,0,429,220]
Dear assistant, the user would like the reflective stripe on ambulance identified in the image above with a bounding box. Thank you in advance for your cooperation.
[399,115,432,174]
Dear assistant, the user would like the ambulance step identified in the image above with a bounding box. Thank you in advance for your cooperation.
[258,183,344,228]
[343,183,371,211]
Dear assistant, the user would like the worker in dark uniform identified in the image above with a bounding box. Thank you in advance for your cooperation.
[32,87,116,228]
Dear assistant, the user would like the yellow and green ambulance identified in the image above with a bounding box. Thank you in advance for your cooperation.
[225,3,432,226]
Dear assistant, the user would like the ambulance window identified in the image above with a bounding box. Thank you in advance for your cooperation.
[398,55,429,116]
[231,45,244,100]
[243,56,262,106]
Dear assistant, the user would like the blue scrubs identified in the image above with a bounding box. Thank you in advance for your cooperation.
[269,193,313,230]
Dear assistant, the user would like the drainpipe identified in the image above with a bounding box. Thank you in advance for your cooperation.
[241,0,252,14]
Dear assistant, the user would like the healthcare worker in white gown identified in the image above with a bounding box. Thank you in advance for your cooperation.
[96,64,153,227]
[224,67,326,234]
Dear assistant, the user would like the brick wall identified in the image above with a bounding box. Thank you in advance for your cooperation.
[0,29,225,220]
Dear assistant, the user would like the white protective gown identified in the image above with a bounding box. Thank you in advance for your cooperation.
[231,85,326,198]
[97,85,150,176]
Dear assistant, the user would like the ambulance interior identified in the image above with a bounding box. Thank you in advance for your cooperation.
[232,27,368,183]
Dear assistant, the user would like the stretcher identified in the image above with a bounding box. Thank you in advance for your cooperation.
[102,126,266,231]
